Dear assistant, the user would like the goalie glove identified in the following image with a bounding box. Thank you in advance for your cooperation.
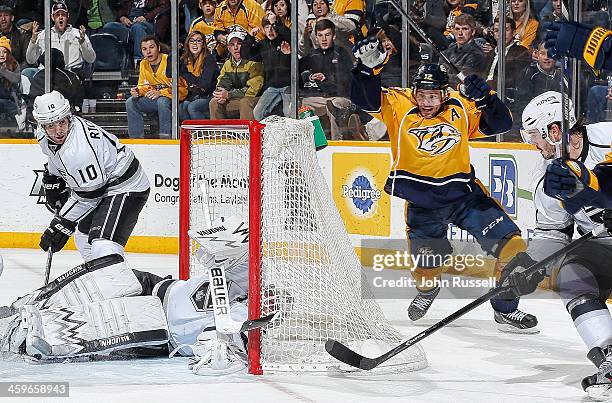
[544,159,600,214]
[498,252,544,299]
[40,215,76,253]
[353,37,390,76]
[41,167,69,212]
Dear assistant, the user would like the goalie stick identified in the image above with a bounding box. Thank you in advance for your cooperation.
[325,224,609,370]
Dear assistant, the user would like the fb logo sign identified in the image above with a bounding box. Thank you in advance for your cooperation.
[490,155,517,216]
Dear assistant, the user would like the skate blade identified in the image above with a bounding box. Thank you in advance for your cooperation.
[496,323,540,334]
[587,384,612,401]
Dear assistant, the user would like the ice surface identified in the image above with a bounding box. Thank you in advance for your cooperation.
[0,249,594,402]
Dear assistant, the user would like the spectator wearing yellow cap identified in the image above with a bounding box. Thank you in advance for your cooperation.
[0,36,22,123]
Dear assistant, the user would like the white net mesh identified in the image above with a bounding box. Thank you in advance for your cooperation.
[184,117,427,373]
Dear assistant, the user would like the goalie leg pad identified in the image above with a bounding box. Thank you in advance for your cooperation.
[22,296,168,359]
[73,229,93,262]
[11,254,142,311]
[90,239,125,260]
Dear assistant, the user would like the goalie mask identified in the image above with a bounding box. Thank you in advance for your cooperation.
[33,91,73,144]
[520,91,576,146]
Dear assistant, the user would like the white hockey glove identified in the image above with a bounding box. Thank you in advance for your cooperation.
[353,37,390,75]
[189,328,247,376]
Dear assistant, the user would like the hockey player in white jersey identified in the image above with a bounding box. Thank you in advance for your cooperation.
[0,217,259,376]
[510,91,612,400]
[33,91,150,261]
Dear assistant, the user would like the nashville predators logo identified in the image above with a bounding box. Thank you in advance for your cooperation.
[408,123,461,155]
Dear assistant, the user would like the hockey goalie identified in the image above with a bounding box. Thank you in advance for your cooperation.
[0,217,263,376]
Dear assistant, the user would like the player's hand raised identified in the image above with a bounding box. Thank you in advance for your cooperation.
[459,74,491,102]
[353,37,389,74]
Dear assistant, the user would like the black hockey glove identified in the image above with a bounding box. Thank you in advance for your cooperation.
[498,252,544,299]
[459,74,492,102]
[42,169,69,212]
[40,215,76,253]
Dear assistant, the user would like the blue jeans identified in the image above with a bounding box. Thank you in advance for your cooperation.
[182,96,212,120]
[587,85,609,123]
[0,98,18,119]
[103,21,155,60]
[126,96,172,138]
[253,86,289,120]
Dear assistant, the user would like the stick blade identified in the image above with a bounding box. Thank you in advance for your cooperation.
[239,312,279,332]
[325,339,379,370]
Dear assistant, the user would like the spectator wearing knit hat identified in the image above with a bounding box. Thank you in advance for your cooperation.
[0,36,22,122]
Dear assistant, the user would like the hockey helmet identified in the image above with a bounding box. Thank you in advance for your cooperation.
[521,91,576,145]
[412,63,449,91]
[33,90,72,126]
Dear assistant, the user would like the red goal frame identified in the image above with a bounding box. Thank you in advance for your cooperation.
[179,119,265,375]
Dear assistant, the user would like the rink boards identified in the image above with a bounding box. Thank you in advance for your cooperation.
[0,139,540,258]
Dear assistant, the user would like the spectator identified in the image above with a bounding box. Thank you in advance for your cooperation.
[180,30,219,119]
[0,2,31,66]
[586,84,612,123]
[209,31,263,120]
[28,48,84,116]
[84,0,119,33]
[268,0,291,29]
[516,40,565,112]
[126,35,187,138]
[300,0,357,56]
[0,36,21,123]
[443,0,482,39]
[442,14,486,85]
[25,2,96,80]
[408,0,447,50]
[103,0,170,64]
[482,17,530,91]
[299,19,353,140]
[510,0,538,48]
[252,16,291,120]
[189,0,220,58]
[213,0,265,44]
[538,0,564,23]
[331,0,366,41]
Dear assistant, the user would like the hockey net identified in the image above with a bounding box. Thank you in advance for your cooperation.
[179,117,427,374]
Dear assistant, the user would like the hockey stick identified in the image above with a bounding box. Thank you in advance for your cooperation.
[43,206,60,286]
[384,0,465,80]
[325,224,608,370]
[559,56,570,159]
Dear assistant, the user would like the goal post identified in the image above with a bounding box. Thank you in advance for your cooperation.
[179,117,427,375]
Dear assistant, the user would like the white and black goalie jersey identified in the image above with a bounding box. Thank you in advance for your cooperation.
[529,123,612,261]
[36,116,150,222]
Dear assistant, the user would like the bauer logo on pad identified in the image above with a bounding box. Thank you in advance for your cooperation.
[489,155,517,217]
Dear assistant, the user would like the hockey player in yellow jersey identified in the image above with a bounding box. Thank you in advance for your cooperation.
[351,38,543,333]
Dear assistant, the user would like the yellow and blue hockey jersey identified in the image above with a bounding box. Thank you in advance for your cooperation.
[351,72,512,207]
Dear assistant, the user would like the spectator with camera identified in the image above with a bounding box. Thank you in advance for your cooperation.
[180,30,219,120]
[209,31,263,120]
[25,2,96,80]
